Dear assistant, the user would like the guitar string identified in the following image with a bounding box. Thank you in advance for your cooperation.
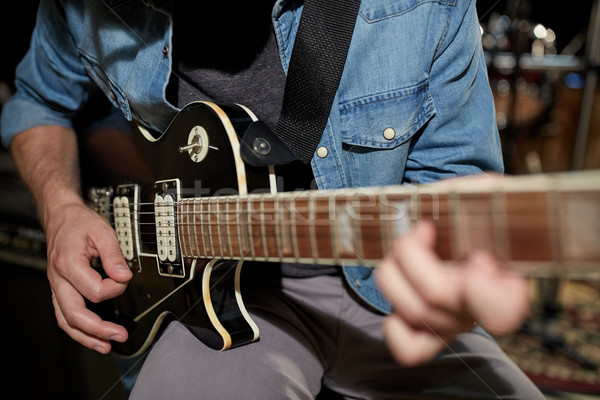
[99,191,600,207]
[106,206,598,223]
[114,209,598,258]
[103,201,599,216]
[123,222,588,232]
[110,213,596,230]
[106,205,599,214]
[110,193,598,252]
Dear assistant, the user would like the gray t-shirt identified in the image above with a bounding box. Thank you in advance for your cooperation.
[167,1,285,129]
[167,3,338,277]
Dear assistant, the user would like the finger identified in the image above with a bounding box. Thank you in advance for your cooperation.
[376,256,470,335]
[391,221,463,314]
[381,221,472,334]
[464,252,530,335]
[51,279,128,349]
[52,291,112,354]
[53,250,129,304]
[383,314,451,366]
[48,214,131,302]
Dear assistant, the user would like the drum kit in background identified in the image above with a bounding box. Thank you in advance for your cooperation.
[480,0,600,175]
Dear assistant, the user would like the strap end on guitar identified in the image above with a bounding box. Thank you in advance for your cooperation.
[240,120,300,167]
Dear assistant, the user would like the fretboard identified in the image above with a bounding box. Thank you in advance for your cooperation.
[175,170,600,277]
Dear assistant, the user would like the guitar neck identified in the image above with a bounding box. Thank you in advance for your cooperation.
[176,170,600,277]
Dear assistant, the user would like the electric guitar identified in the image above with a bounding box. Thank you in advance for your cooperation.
[87,101,600,358]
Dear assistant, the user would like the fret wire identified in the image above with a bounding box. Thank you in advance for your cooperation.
[291,196,300,262]
[449,192,463,260]
[492,191,510,262]
[329,194,340,265]
[309,191,319,263]
[196,198,203,257]
[379,193,390,255]
[547,190,563,265]
[414,189,422,221]
[214,199,223,257]
[247,197,256,260]
[225,198,234,258]
[236,198,244,258]
[207,198,216,257]
[351,196,364,260]
[274,197,283,261]
[192,199,201,258]
[260,197,269,259]
[200,198,208,258]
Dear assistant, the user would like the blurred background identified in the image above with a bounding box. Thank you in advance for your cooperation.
[0,0,598,399]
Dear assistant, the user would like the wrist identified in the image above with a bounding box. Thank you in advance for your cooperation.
[40,185,84,230]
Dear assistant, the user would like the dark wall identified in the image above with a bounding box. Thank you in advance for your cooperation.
[0,1,39,91]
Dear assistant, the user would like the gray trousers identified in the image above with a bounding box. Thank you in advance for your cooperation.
[129,267,545,399]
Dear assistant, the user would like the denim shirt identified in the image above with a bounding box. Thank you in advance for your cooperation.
[0,0,503,314]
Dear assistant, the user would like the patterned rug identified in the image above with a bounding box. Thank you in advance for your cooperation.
[498,280,600,394]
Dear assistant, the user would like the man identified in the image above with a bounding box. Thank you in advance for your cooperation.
[1,0,545,398]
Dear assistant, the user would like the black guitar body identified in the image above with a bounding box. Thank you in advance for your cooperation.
[88,102,271,358]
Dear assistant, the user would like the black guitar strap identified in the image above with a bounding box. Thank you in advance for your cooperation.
[241,0,362,166]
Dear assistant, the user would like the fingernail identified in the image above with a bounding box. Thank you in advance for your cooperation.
[110,334,123,342]
[115,264,132,276]
[93,345,108,354]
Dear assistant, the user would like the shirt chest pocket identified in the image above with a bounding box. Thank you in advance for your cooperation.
[338,80,435,186]
[359,0,449,23]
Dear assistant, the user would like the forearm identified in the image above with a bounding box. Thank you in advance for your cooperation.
[10,126,132,353]
[10,125,83,229]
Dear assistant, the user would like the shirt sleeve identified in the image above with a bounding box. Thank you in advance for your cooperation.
[403,0,504,184]
[0,0,99,148]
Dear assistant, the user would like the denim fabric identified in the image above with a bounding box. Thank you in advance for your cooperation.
[0,0,503,313]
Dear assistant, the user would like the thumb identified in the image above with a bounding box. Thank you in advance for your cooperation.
[93,225,133,283]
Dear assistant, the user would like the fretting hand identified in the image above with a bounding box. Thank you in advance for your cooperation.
[376,221,530,366]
